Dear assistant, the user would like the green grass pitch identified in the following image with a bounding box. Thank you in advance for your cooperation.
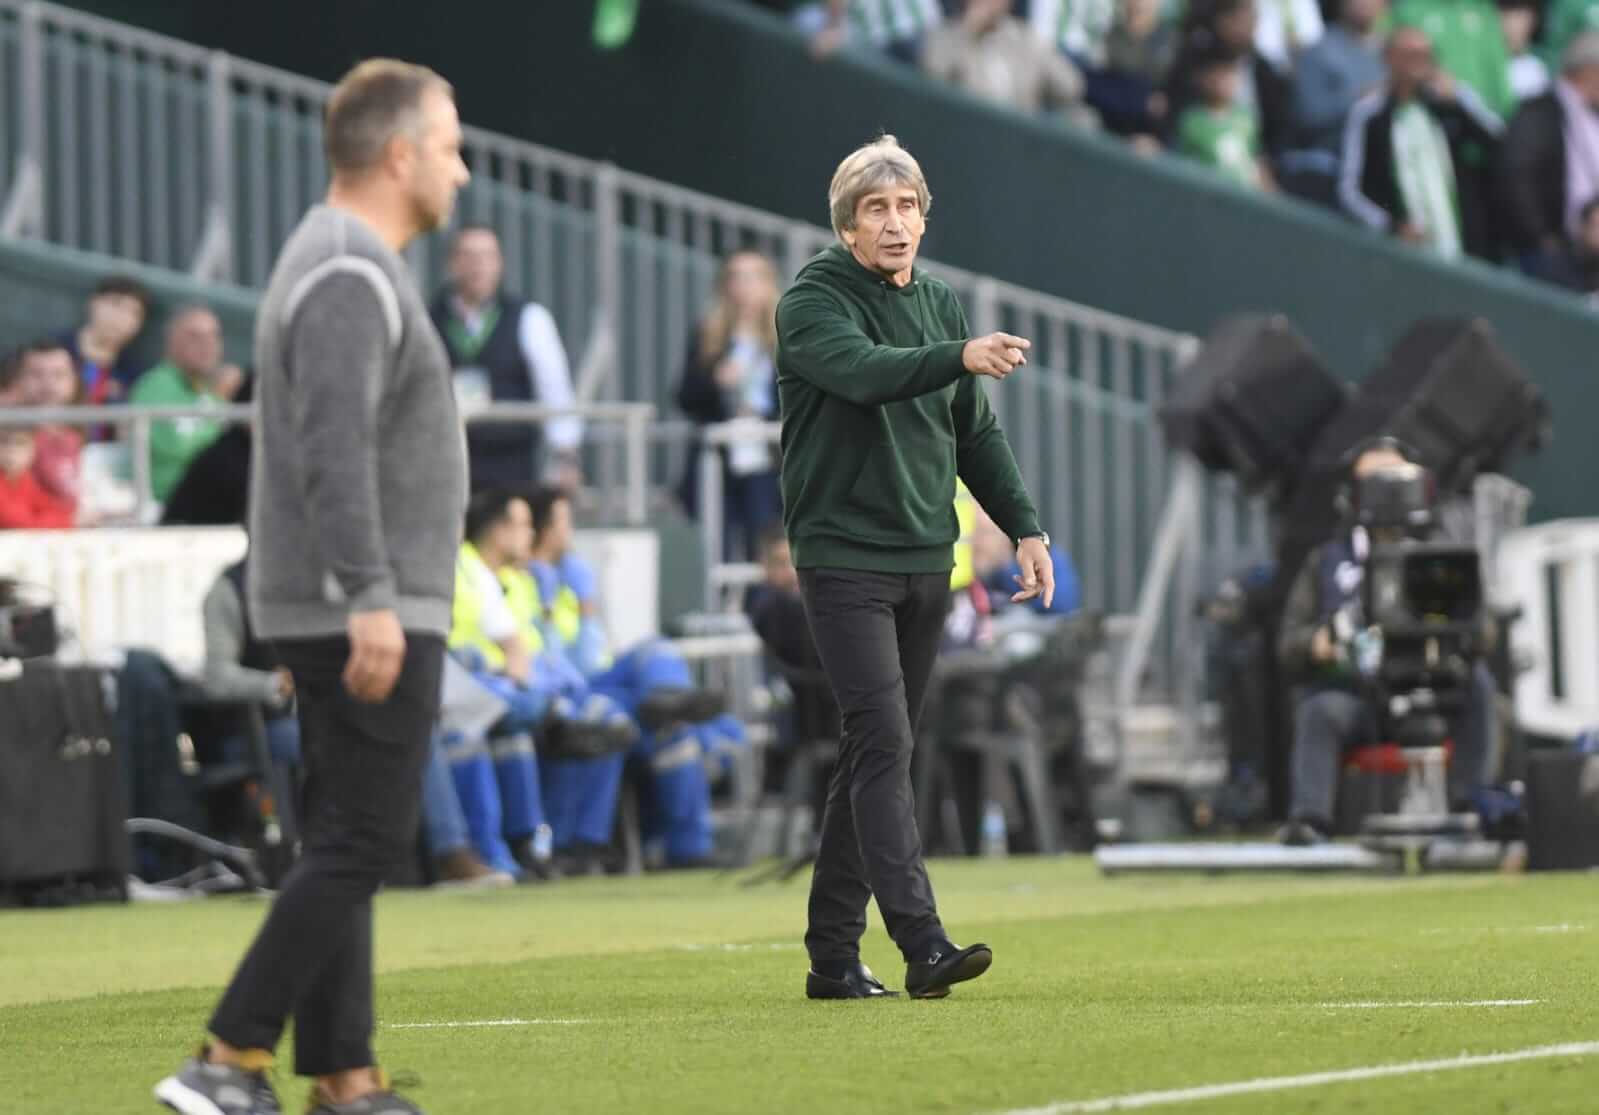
[2,858,1595,1113]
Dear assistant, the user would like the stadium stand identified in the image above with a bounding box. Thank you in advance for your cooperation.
[0,0,1576,889]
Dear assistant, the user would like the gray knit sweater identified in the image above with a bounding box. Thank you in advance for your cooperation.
[247,205,467,640]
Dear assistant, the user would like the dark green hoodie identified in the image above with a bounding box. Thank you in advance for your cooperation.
[775,244,1040,573]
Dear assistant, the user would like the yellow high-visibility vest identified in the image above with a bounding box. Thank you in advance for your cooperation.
[549,583,583,648]
[543,571,611,669]
[450,542,507,670]
[497,566,547,654]
[951,481,976,591]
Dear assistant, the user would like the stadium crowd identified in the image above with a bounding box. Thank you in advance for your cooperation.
[755,0,1599,299]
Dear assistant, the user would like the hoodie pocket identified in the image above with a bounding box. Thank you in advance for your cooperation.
[842,442,905,533]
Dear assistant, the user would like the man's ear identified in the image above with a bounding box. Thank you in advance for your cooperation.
[840,227,856,248]
[381,132,414,181]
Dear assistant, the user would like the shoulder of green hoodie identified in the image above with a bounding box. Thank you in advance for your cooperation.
[775,246,969,408]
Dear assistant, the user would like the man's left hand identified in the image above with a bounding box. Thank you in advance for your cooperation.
[1012,537,1055,608]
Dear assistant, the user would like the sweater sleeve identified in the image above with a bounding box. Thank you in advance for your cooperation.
[953,375,1042,543]
[1338,93,1393,231]
[285,270,396,613]
[940,291,1042,540]
[128,367,191,503]
[950,290,1040,543]
[201,576,285,705]
[519,303,582,454]
[776,285,967,407]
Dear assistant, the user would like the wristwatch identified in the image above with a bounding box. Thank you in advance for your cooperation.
[1017,531,1050,549]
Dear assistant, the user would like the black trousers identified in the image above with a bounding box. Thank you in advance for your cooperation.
[209,633,443,1076]
[797,568,948,966]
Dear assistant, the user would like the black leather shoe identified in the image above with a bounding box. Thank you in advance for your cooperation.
[636,687,727,732]
[541,716,636,760]
[1277,819,1329,847]
[806,961,901,1000]
[905,942,992,999]
[509,838,560,883]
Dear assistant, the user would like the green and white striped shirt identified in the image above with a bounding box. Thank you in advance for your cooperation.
[848,0,944,47]
[1028,0,1117,66]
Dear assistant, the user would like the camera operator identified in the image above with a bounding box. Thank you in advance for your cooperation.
[1276,438,1497,845]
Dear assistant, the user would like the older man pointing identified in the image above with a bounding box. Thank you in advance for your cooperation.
[777,135,1053,1001]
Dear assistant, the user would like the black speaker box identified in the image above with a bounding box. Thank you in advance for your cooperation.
[1160,315,1349,499]
[1358,317,1547,489]
[1268,401,1389,582]
[0,661,129,899]
[1525,750,1599,871]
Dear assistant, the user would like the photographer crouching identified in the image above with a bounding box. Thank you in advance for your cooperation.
[1276,438,1497,845]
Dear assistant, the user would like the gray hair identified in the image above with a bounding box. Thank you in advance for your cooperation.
[1565,30,1599,74]
[827,135,932,238]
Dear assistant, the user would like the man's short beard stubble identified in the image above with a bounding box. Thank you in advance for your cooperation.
[414,189,451,235]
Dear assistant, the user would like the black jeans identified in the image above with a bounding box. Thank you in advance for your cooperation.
[210,633,443,1076]
[797,568,948,967]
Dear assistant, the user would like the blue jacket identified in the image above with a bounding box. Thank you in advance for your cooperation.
[980,548,1081,616]
[1292,27,1385,157]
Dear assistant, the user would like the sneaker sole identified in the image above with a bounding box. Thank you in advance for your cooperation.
[909,947,993,1000]
[153,1077,229,1115]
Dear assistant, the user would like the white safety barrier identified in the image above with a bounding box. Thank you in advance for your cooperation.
[0,527,247,672]
[0,527,659,676]
[1498,518,1599,740]
[569,529,659,651]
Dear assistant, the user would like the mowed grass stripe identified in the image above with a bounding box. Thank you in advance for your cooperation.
[2,862,1595,1113]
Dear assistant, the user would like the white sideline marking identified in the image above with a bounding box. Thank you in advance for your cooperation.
[986,1041,1599,1114]
[387,1019,590,1030]
[674,942,803,953]
[1318,1000,1539,1009]
[1422,924,1589,936]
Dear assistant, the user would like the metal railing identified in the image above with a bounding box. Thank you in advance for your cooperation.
[0,0,1274,711]
[0,400,657,524]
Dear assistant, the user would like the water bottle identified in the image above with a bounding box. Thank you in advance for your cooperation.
[532,823,554,864]
[981,802,1008,858]
[1352,625,1384,678]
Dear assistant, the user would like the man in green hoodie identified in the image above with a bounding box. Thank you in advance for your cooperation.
[777,134,1053,1002]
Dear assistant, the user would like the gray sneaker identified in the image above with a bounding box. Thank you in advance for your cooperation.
[154,1054,281,1114]
[306,1075,425,1115]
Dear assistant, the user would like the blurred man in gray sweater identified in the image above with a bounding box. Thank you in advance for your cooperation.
[156,58,469,1115]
